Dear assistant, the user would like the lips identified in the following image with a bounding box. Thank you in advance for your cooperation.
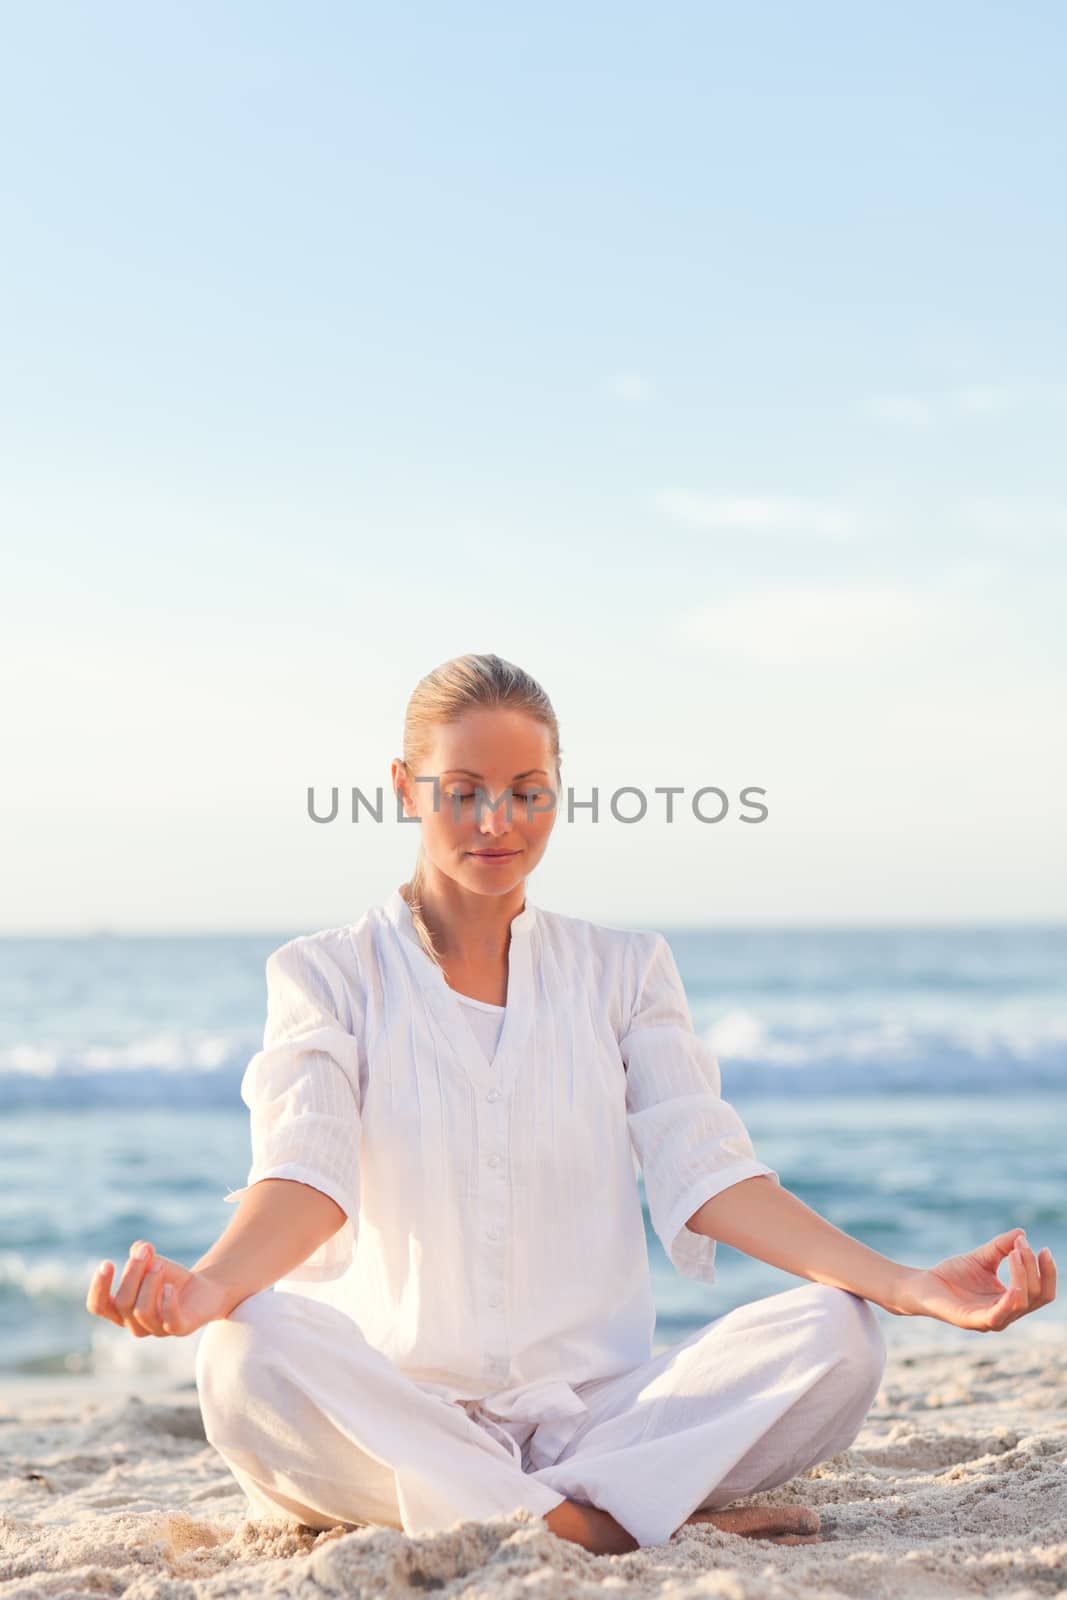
[469,850,519,858]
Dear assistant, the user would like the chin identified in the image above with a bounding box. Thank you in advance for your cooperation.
[461,861,527,886]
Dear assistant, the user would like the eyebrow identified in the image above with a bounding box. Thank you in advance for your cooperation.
[439,768,550,781]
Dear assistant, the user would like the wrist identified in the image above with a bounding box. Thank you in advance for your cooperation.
[885,1264,921,1317]
[192,1263,246,1320]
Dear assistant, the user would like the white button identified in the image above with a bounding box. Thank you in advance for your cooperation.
[487,1153,502,1167]
[486,1088,501,1102]
[488,1293,503,1308]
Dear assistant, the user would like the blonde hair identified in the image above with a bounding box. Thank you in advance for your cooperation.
[397,652,562,968]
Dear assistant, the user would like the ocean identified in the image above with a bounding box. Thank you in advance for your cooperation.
[1,923,1064,1382]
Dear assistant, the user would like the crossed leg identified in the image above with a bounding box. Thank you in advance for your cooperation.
[527,1282,888,1550]
[195,1281,885,1553]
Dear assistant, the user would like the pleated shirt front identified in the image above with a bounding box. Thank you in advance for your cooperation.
[222,888,779,1457]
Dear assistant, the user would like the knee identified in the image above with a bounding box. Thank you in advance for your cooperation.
[195,1290,282,1446]
[805,1284,887,1396]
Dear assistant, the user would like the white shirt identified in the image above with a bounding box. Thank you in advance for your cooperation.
[223,887,780,1449]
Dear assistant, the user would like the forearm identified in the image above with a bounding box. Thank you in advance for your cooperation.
[687,1175,919,1315]
[192,1178,348,1316]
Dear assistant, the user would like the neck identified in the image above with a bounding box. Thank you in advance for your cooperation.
[402,863,526,962]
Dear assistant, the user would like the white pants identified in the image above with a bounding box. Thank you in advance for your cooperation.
[195,1281,887,1550]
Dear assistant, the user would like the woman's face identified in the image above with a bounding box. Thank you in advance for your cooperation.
[394,707,559,897]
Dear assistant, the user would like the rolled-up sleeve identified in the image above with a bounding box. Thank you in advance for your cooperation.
[222,937,364,1283]
[620,931,779,1284]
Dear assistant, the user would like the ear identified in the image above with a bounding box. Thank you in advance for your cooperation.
[391,757,415,817]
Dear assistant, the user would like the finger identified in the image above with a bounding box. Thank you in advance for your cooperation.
[86,1261,125,1327]
[159,1282,178,1334]
[132,1259,169,1336]
[1017,1238,1041,1300]
[1036,1246,1057,1308]
[1001,1245,1030,1325]
[983,1250,1025,1331]
[114,1241,152,1303]
[113,1242,154,1319]
[972,1227,1028,1272]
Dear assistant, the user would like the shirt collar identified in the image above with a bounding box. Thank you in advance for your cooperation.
[383,886,537,949]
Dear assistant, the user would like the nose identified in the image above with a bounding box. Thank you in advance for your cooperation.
[478,789,518,837]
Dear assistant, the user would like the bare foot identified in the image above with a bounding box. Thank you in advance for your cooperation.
[683,1504,821,1544]
[542,1498,821,1554]
[543,1499,639,1554]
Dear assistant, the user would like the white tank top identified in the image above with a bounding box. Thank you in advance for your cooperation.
[455,991,507,1066]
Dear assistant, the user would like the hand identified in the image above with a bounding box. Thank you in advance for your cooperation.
[898,1228,1056,1331]
[86,1239,232,1338]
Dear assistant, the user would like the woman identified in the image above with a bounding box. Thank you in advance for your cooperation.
[86,652,1056,1556]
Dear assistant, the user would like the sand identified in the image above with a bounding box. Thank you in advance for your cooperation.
[1,1326,1064,1600]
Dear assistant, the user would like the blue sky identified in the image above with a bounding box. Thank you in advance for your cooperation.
[3,2,1064,931]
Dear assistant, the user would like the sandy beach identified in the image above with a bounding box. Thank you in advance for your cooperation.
[2,1324,1064,1600]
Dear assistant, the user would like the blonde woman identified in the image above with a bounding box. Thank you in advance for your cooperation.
[87,653,1056,1556]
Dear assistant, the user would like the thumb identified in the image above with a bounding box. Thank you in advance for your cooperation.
[159,1281,184,1334]
[970,1228,1025,1271]
[159,1274,209,1336]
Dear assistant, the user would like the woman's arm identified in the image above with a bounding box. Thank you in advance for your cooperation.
[687,1177,911,1311]
[193,1177,348,1316]
[687,1175,1056,1331]
[87,1176,349,1338]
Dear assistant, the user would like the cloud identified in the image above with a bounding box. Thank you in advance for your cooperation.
[867,384,1016,425]
[675,585,927,664]
[604,373,650,401]
[952,384,1014,414]
[955,494,1067,546]
[868,394,935,426]
[655,491,852,539]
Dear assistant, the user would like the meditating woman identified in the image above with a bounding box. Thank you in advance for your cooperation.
[86,651,1057,1555]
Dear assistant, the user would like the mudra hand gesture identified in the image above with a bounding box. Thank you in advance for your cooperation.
[901,1228,1056,1331]
[86,1241,227,1338]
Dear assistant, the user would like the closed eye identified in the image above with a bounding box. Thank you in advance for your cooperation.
[446,790,545,802]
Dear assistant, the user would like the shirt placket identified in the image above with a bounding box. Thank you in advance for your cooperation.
[389,897,534,1393]
[480,1076,510,1386]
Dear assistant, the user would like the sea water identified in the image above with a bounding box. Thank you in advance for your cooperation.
[1,925,1063,1379]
